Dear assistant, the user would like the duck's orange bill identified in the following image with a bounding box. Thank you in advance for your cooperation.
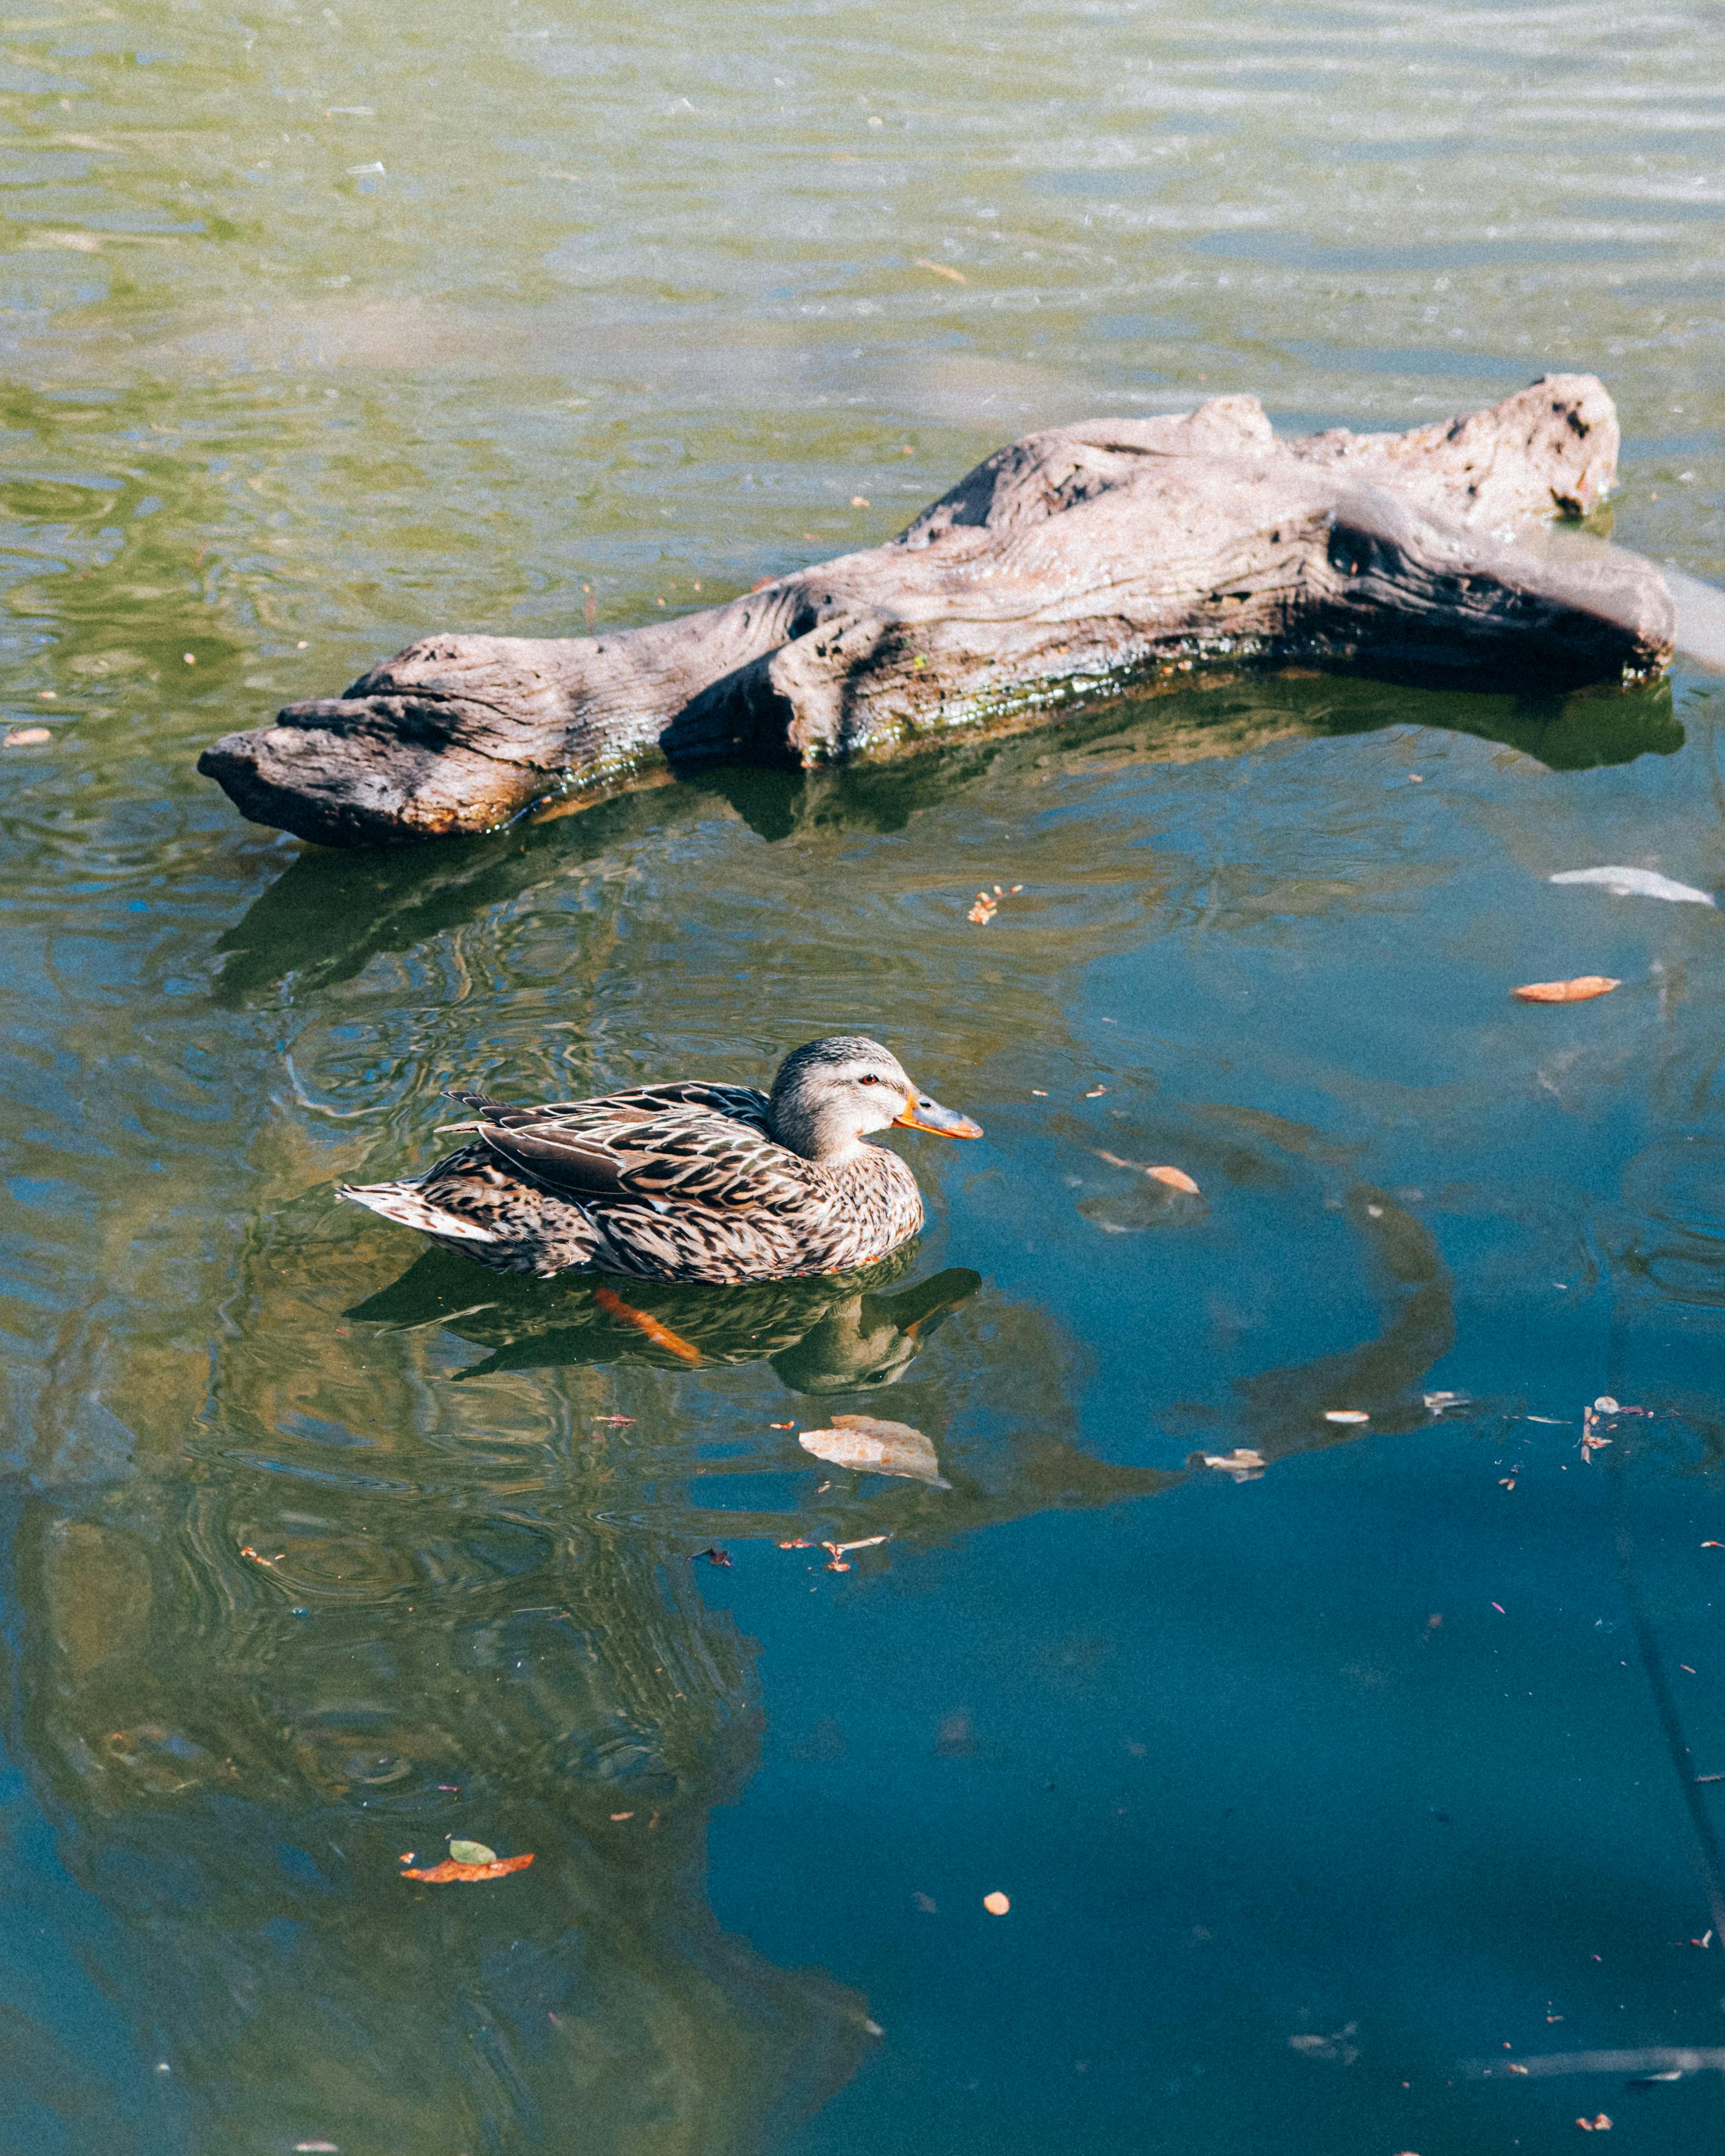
[893,1089,983,1140]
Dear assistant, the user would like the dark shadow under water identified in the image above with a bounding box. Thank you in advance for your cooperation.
[211,668,1681,1006]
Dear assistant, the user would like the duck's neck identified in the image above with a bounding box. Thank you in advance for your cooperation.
[767,1097,871,1163]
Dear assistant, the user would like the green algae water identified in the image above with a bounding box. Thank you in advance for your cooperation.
[4,2,1725,2151]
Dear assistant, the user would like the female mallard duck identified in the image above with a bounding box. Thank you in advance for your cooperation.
[340,1035,982,1284]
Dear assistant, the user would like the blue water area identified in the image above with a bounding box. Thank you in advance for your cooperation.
[2,0,1725,2149]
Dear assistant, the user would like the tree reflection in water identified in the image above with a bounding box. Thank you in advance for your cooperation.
[4,1171,1460,2155]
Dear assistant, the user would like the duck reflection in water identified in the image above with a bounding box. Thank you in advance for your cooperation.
[11,1182,1465,2155]
[349,1244,983,1395]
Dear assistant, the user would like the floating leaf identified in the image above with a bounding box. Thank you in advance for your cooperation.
[1550,866,1715,906]
[1512,976,1620,1004]
[799,1415,950,1488]
[1192,1448,1266,1481]
[983,1891,1011,1915]
[1324,1409,1370,1425]
[400,1851,534,1883]
[1147,1165,1200,1194]
[448,1838,496,1866]
[4,726,51,747]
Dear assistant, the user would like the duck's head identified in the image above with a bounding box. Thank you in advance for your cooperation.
[767,1036,983,1162]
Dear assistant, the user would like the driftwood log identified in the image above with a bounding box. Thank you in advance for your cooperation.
[200,375,1675,849]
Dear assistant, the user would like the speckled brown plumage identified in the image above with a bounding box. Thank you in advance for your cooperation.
[339,1038,981,1284]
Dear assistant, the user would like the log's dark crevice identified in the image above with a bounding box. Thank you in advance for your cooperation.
[197,375,1675,849]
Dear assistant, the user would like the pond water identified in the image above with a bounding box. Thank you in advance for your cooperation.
[4,2,1725,2151]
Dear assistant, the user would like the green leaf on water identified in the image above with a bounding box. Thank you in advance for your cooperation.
[448,1838,496,1866]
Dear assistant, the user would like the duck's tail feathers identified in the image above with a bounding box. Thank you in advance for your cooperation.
[444,1086,514,1116]
[339,1181,499,1242]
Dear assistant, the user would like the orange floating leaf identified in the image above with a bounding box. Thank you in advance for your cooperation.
[400,1851,534,1884]
[1147,1165,1199,1194]
[1512,976,1620,1004]
[983,1891,1011,1915]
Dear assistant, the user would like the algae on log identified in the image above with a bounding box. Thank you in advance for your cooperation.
[198,375,1675,849]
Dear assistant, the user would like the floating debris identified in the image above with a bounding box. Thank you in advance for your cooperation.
[820,1534,889,1572]
[983,1891,1010,1915]
[966,883,1024,925]
[400,1850,533,1884]
[798,1414,949,1487]
[1513,976,1620,1004]
[1551,866,1715,906]
[1192,1448,1266,1482]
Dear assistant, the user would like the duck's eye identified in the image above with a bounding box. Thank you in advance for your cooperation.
[857,1073,879,1085]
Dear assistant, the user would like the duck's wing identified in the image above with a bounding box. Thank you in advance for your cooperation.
[465,1086,793,1210]
[446,1081,769,1130]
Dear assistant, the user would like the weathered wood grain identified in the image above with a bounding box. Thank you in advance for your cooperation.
[198,375,1674,847]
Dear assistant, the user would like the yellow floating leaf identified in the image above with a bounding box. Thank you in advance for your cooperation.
[1147,1165,1200,1194]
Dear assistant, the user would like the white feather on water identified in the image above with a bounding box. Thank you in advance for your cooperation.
[1549,866,1716,906]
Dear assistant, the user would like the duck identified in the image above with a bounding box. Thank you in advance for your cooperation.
[339,1035,983,1284]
